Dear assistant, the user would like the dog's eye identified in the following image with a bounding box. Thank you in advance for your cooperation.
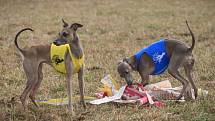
[62,32,69,37]
[125,71,129,74]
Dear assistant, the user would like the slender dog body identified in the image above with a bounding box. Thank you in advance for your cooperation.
[14,20,86,113]
[118,21,197,100]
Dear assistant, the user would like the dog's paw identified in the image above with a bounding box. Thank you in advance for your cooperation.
[80,100,86,108]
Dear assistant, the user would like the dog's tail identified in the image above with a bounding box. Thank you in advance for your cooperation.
[14,28,34,53]
[186,20,195,52]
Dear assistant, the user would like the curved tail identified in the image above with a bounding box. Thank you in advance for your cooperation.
[14,28,34,52]
[186,20,195,51]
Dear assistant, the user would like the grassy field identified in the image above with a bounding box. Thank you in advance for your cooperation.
[0,0,215,120]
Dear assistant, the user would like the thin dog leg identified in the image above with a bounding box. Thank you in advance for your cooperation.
[65,52,74,115]
[66,74,73,112]
[20,60,39,108]
[184,66,198,99]
[168,52,189,100]
[78,66,86,108]
[139,70,150,86]
[29,63,43,107]
[168,70,189,100]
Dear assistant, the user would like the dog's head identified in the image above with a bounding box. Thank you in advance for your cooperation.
[117,57,134,85]
[59,19,83,42]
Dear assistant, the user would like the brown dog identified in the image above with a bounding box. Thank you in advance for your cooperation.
[117,21,197,100]
[14,19,86,113]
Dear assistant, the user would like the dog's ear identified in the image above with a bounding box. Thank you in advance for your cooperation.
[123,56,136,69]
[62,19,69,27]
[123,57,130,63]
[70,23,83,31]
[117,61,123,65]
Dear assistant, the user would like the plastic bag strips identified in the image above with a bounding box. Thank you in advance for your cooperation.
[90,75,208,108]
[36,75,208,107]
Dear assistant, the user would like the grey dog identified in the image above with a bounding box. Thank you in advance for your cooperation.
[117,21,197,100]
[14,19,85,113]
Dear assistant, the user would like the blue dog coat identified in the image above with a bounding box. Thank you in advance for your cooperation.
[134,39,170,75]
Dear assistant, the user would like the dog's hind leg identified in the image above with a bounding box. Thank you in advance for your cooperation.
[29,63,43,107]
[20,59,39,109]
[168,51,189,100]
[184,60,197,99]
[168,69,189,100]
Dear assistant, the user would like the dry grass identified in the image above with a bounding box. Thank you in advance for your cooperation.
[0,0,215,120]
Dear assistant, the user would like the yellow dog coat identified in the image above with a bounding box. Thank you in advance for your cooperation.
[51,43,84,74]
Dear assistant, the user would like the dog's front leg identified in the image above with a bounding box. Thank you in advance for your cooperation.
[66,72,73,112]
[65,53,74,115]
[78,66,86,108]
[139,71,150,86]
